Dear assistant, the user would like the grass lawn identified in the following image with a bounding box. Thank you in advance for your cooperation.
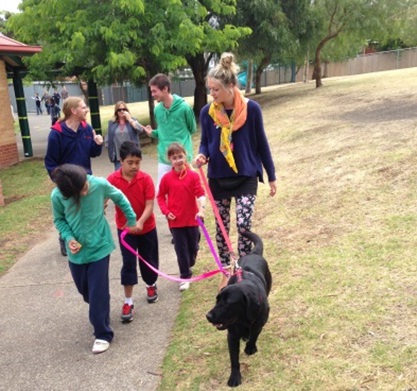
[2,68,417,390]
[158,68,417,390]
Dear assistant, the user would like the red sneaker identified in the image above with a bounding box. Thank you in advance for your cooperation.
[121,303,134,322]
[146,285,158,303]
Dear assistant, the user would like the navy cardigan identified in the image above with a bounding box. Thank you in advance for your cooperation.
[198,100,276,183]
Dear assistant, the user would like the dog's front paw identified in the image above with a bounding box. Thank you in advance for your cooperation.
[244,343,257,355]
[227,369,242,387]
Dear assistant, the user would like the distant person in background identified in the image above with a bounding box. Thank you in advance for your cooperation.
[106,101,144,170]
[34,93,42,115]
[60,86,69,101]
[42,90,51,115]
[50,98,61,125]
[144,73,196,190]
[45,96,103,256]
[10,105,15,122]
[53,89,61,107]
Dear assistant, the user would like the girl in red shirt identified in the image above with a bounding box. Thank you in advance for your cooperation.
[157,143,206,291]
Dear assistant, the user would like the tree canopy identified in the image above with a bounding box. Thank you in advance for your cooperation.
[6,0,417,108]
[7,0,251,119]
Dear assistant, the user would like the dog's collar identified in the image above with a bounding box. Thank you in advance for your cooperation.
[234,268,243,282]
[232,268,257,283]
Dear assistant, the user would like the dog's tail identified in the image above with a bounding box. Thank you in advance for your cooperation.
[240,230,263,256]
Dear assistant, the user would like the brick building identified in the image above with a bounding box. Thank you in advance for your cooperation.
[0,34,41,206]
[0,34,41,169]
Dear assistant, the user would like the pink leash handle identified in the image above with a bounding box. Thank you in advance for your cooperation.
[120,229,222,283]
[197,166,235,256]
[196,216,229,276]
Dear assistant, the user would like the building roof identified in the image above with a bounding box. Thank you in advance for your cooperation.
[0,33,42,76]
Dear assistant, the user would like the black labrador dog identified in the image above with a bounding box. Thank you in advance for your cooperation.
[206,230,272,387]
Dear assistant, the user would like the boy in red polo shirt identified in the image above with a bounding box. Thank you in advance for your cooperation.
[107,141,159,322]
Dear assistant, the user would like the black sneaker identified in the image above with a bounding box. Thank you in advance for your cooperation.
[146,285,158,303]
[121,303,134,322]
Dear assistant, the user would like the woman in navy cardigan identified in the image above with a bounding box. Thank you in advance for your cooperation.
[195,52,277,290]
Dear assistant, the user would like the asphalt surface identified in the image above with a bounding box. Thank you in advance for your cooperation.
[0,113,181,391]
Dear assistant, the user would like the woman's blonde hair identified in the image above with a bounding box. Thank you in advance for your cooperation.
[207,52,240,88]
[61,97,84,122]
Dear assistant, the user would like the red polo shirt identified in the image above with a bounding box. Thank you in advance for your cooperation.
[107,169,156,234]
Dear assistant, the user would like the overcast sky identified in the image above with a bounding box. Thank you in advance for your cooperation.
[2,0,21,13]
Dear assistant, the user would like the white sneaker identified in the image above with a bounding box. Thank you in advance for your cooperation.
[179,281,190,291]
[92,339,110,354]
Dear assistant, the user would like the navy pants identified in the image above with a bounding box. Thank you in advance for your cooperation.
[171,226,200,279]
[117,228,159,286]
[69,256,113,343]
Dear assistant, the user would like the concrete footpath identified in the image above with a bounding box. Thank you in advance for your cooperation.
[0,114,180,391]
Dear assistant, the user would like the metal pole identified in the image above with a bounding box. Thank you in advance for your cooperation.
[87,80,102,135]
[13,69,33,157]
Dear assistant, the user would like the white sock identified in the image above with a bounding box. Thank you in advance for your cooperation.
[125,297,133,306]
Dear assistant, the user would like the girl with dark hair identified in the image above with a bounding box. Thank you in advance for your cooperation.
[51,163,138,354]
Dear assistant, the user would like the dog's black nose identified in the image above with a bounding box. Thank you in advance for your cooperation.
[206,312,213,322]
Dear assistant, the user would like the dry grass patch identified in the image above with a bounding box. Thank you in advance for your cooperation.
[159,68,417,391]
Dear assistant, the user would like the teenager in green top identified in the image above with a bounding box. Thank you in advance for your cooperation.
[144,73,197,190]
[51,164,137,354]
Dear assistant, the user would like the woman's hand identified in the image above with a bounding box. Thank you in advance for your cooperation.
[123,111,133,122]
[194,153,207,167]
[269,180,277,197]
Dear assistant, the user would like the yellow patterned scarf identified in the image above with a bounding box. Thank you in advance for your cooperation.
[208,87,248,173]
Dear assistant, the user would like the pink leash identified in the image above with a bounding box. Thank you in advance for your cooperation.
[197,166,235,257]
[120,167,236,283]
[120,216,227,283]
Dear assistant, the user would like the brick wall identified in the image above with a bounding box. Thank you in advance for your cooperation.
[0,143,19,168]
[0,59,19,206]
[0,179,4,206]
[0,59,19,169]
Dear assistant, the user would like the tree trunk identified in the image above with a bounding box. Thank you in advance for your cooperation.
[245,59,253,94]
[314,32,339,88]
[313,43,324,87]
[313,62,322,88]
[186,53,212,121]
[254,56,270,94]
[147,85,156,129]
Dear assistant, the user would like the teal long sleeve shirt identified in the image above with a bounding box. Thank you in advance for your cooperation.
[51,175,136,265]
[150,94,196,165]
